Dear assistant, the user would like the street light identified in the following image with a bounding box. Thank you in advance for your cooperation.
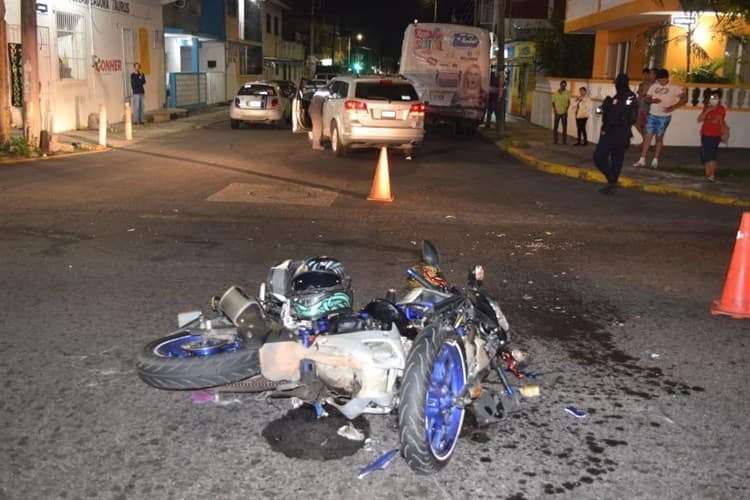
[348,33,365,73]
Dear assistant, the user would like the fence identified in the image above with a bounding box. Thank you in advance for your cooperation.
[531,78,750,147]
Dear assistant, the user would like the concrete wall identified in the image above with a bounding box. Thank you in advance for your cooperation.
[532,77,750,148]
[6,0,165,132]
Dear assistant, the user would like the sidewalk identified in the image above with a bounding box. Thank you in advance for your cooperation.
[55,103,231,150]
[481,116,750,207]
[4,105,749,207]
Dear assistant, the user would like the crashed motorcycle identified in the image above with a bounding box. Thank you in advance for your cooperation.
[135,242,525,475]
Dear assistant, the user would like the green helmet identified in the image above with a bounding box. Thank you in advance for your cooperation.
[290,258,353,320]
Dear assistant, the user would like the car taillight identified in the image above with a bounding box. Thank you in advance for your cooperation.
[409,103,425,114]
[345,100,368,111]
[269,98,278,109]
[234,97,240,106]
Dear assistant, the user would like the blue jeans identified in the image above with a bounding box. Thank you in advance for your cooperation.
[132,93,144,123]
[553,112,568,143]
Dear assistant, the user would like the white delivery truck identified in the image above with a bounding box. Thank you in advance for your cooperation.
[399,23,491,133]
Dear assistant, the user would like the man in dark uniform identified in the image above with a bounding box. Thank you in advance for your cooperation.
[593,73,638,195]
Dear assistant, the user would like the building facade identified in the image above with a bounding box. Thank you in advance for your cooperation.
[5,0,165,133]
[526,0,750,147]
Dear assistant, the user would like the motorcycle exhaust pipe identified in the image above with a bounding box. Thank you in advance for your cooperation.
[217,286,264,328]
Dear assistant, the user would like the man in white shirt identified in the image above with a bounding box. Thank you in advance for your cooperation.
[633,68,687,168]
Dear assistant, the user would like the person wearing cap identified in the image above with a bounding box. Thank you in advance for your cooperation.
[593,73,638,195]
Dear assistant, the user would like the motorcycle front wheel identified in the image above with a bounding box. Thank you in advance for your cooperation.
[134,330,260,390]
[398,324,467,475]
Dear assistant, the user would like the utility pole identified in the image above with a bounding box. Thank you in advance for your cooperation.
[21,0,41,147]
[310,0,315,60]
[0,1,11,143]
[494,0,506,138]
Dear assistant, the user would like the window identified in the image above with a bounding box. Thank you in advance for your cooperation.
[239,45,263,75]
[238,84,276,96]
[330,81,347,98]
[56,11,86,80]
[242,0,262,42]
[266,13,271,34]
[606,41,629,78]
[355,82,419,101]
[725,38,749,84]
[274,16,279,36]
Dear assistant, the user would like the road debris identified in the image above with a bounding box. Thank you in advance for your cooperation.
[358,449,399,479]
[565,406,586,418]
[337,424,365,441]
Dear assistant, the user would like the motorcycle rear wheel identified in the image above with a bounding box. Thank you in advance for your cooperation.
[398,324,466,475]
[134,330,260,390]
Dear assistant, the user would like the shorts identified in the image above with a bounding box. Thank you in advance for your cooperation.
[644,114,672,136]
[700,135,721,163]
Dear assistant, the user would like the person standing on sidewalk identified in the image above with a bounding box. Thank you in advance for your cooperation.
[485,75,499,127]
[593,73,638,195]
[130,63,146,125]
[633,68,687,169]
[635,67,656,140]
[574,87,591,146]
[697,89,727,182]
[551,80,571,144]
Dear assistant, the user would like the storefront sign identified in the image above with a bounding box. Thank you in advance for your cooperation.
[69,0,130,14]
[8,43,22,107]
[92,55,122,72]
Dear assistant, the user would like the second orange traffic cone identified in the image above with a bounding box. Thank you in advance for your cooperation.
[711,212,750,319]
[367,147,394,202]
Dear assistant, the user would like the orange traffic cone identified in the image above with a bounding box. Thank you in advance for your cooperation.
[711,212,750,318]
[367,147,394,202]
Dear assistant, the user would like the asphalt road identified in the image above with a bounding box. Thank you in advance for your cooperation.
[1,121,748,500]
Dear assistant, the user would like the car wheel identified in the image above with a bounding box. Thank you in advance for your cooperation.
[331,123,347,157]
[230,119,240,129]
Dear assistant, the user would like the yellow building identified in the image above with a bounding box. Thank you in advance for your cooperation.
[564,0,749,82]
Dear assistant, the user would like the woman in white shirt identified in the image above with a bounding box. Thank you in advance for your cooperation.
[574,87,592,146]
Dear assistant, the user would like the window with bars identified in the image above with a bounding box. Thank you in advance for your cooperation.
[56,11,86,80]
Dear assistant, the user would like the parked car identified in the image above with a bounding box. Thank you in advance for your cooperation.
[229,81,291,129]
[292,75,425,157]
[267,79,297,99]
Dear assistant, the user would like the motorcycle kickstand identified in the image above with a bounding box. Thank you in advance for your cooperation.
[490,357,522,419]
[491,357,515,397]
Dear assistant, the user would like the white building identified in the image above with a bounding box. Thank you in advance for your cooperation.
[5,0,165,133]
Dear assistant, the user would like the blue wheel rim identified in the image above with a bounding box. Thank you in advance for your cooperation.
[155,333,242,358]
[425,339,466,461]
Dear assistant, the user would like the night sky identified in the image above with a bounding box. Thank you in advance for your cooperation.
[286,0,475,59]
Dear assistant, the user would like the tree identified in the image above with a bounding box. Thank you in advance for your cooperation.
[533,18,595,78]
[642,0,749,79]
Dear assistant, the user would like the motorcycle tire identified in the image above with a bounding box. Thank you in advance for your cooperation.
[398,324,467,475]
[134,330,261,390]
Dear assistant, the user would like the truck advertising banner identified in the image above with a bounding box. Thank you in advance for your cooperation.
[399,23,491,123]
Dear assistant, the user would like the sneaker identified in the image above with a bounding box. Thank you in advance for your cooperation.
[598,184,617,195]
[633,158,646,167]
[650,158,659,169]
[705,175,715,182]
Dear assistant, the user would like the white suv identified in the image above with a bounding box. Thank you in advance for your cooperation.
[294,75,425,157]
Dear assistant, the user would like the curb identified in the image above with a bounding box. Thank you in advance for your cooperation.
[495,139,750,208]
[0,146,108,166]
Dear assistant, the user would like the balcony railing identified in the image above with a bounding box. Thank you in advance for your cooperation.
[531,77,750,147]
